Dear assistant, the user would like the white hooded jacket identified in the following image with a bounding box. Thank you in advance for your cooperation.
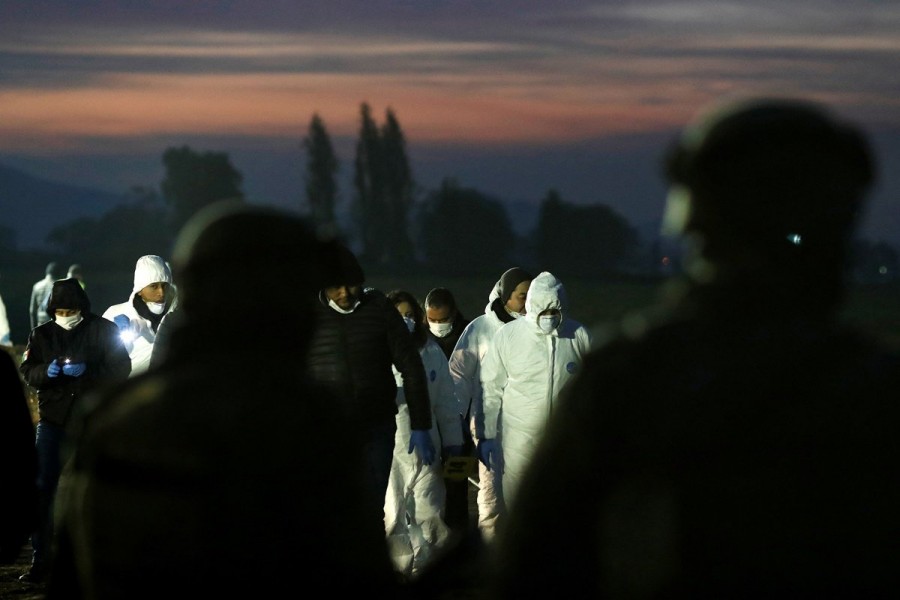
[480,271,593,508]
[102,255,175,377]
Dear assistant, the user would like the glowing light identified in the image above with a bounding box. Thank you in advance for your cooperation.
[787,233,802,245]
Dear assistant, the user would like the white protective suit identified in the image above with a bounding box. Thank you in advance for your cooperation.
[384,337,464,578]
[480,271,593,510]
[448,279,509,540]
[102,255,175,377]
[0,290,10,345]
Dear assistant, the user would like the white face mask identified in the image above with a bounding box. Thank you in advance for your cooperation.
[429,321,453,338]
[403,316,417,333]
[147,301,166,315]
[56,313,83,330]
[538,314,561,334]
[506,307,523,319]
[328,298,359,314]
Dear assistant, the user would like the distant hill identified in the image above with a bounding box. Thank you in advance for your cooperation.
[0,162,124,251]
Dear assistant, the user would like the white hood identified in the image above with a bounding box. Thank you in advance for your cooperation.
[132,255,173,295]
[523,271,567,324]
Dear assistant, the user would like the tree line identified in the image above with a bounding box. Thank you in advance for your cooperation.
[29,102,899,282]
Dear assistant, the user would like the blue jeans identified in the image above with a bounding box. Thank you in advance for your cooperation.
[32,421,66,565]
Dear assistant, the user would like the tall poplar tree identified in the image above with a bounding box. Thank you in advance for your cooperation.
[353,102,388,264]
[381,108,415,266]
[302,113,340,236]
[161,145,244,233]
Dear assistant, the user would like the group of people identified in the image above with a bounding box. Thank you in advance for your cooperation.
[3,95,899,597]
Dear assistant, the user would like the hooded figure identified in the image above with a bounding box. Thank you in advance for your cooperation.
[18,277,130,582]
[102,255,176,376]
[30,261,60,329]
[49,201,402,598]
[478,271,593,511]
[448,266,533,540]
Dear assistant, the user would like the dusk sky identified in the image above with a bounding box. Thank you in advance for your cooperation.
[1,1,899,243]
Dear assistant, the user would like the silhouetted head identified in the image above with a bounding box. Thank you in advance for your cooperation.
[45,262,60,278]
[662,97,874,295]
[172,200,332,341]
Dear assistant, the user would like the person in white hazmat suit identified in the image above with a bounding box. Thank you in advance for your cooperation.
[477,271,593,513]
[448,267,532,541]
[384,289,465,579]
[102,255,177,377]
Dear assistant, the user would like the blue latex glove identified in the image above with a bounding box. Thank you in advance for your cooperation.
[62,361,87,377]
[408,429,436,465]
[113,314,130,331]
[477,438,503,473]
[47,359,61,378]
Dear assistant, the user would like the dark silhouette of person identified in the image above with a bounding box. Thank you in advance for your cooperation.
[486,97,900,598]
[0,349,38,564]
[47,201,404,598]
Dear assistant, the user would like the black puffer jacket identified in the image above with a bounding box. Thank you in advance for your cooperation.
[20,313,131,428]
[307,288,433,431]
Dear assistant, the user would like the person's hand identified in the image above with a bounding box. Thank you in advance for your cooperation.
[477,438,503,473]
[113,314,130,331]
[408,429,436,465]
[62,361,87,377]
[47,359,61,378]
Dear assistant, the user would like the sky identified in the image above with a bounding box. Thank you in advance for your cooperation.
[1,0,899,244]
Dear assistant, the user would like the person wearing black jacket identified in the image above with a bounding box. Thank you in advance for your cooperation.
[307,243,435,528]
[18,277,131,582]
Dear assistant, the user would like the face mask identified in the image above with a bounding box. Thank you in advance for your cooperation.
[429,321,453,338]
[328,298,360,314]
[538,314,561,334]
[56,313,83,330]
[147,302,166,315]
[505,307,523,319]
[403,316,417,333]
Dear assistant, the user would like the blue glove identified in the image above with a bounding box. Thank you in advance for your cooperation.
[408,429,436,465]
[62,361,87,377]
[47,359,61,378]
[477,438,503,473]
[113,314,130,331]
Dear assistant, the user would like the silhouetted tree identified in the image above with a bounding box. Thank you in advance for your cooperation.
[417,178,516,275]
[353,103,388,264]
[381,108,416,267]
[534,190,638,277]
[303,113,340,237]
[46,186,172,269]
[161,146,244,234]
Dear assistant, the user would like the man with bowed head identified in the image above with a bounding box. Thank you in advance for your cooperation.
[18,277,131,583]
[488,97,900,597]
[102,254,176,377]
[306,243,435,526]
[48,202,403,598]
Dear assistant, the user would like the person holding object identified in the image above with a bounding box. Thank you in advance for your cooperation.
[102,255,176,377]
[383,289,464,579]
[18,277,130,583]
